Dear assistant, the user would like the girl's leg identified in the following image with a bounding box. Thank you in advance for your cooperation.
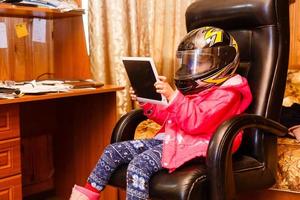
[88,139,163,192]
[126,144,163,200]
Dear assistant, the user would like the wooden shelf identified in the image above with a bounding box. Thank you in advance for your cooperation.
[0,3,84,19]
[0,85,124,105]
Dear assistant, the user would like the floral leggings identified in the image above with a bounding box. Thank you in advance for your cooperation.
[87,139,163,200]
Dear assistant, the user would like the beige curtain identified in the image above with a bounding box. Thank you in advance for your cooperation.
[89,0,195,116]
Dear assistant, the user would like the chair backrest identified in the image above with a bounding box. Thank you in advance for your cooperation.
[185,0,289,166]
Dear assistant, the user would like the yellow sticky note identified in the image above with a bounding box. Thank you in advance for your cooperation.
[15,23,28,38]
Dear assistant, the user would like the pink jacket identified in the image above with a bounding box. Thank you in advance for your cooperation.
[140,75,252,172]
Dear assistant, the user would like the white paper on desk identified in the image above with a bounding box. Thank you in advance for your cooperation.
[16,83,72,94]
[0,23,8,49]
[32,18,46,43]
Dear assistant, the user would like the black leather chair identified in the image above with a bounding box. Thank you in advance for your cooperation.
[108,0,290,199]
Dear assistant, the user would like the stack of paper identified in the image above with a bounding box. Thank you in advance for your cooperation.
[2,0,81,12]
[15,80,72,94]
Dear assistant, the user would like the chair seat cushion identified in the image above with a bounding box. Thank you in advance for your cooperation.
[108,155,264,200]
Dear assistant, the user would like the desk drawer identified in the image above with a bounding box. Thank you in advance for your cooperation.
[0,105,20,140]
[0,174,22,200]
[0,138,20,178]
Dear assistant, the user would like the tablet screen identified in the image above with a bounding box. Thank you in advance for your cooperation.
[122,58,164,102]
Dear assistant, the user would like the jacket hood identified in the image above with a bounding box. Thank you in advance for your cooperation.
[220,74,252,113]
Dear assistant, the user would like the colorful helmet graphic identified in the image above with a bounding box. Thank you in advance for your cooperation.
[174,26,239,94]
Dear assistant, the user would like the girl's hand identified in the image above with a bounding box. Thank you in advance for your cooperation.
[154,76,176,102]
[129,87,137,101]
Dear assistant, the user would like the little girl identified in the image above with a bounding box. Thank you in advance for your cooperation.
[70,26,252,200]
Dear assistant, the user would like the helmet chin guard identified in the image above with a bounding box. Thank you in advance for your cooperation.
[174,26,239,95]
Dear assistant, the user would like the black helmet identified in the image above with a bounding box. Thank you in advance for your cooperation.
[174,26,239,95]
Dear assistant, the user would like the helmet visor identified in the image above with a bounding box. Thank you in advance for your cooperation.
[175,48,221,80]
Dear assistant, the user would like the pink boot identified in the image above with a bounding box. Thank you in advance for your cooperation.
[70,185,100,200]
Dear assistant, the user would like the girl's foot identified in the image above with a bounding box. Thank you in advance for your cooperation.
[70,185,100,200]
[288,125,300,142]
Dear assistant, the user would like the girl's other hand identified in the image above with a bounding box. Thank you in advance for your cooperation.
[129,87,137,101]
[154,76,176,102]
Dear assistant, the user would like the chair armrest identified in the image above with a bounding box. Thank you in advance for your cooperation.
[206,114,288,200]
[110,109,147,143]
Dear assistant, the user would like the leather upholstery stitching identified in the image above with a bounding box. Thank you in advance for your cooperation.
[186,163,264,199]
[187,175,207,200]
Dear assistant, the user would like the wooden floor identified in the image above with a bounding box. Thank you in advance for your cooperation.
[238,189,300,200]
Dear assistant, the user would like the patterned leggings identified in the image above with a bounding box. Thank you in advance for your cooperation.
[87,139,163,200]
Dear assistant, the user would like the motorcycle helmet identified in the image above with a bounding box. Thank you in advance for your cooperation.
[174,26,239,95]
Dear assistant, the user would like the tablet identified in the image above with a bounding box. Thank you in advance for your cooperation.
[122,57,168,105]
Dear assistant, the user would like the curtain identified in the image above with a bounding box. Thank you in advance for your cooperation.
[88,0,195,116]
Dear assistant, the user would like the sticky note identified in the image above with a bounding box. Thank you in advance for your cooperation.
[0,23,8,48]
[15,23,28,38]
[32,18,46,43]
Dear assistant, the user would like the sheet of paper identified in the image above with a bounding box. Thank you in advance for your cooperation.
[0,23,8,48]
[15,82,72,94]
[32,18,46,43]
[15,22,29,38]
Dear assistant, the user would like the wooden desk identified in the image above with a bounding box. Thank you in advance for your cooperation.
[0,85,123,200]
